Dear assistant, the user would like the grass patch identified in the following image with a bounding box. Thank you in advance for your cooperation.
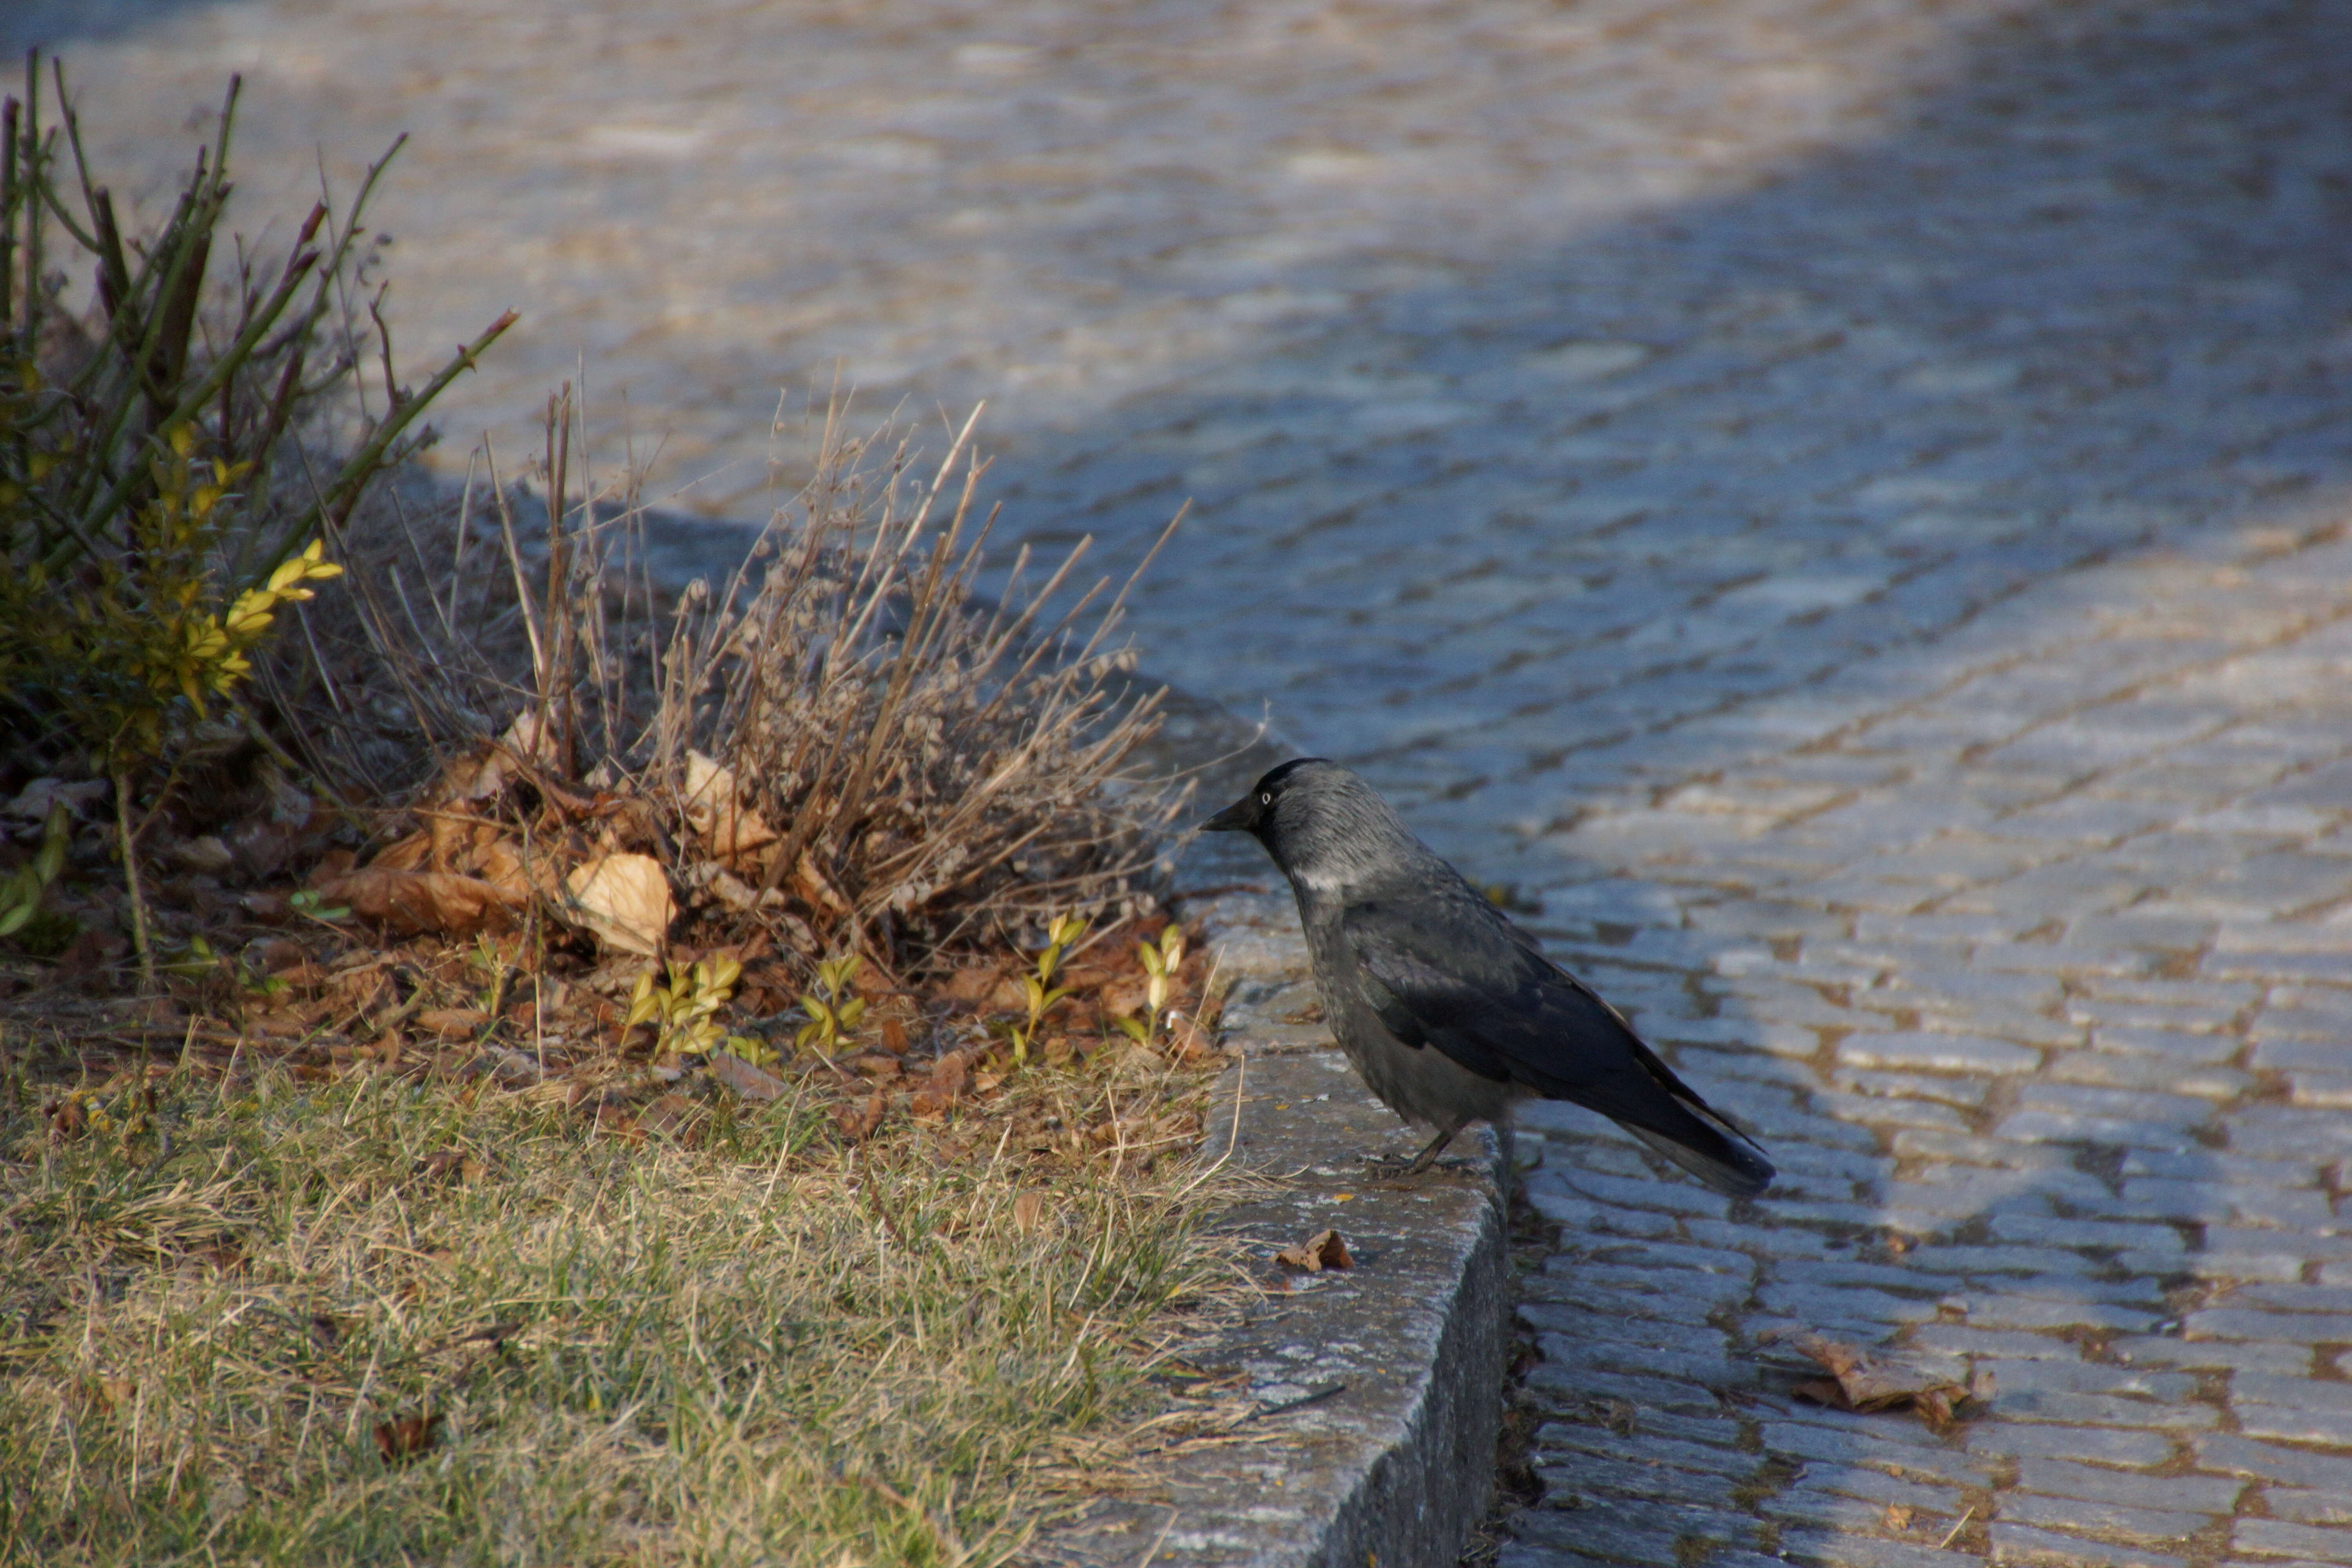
[0,1049,1246,1566]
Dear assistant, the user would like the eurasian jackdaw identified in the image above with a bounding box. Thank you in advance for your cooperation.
[1203,758,1773,1198]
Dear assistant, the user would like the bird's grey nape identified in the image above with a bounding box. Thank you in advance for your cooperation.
[1269,765,1432,894]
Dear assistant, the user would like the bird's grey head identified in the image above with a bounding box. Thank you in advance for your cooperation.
[1201,758,1428,894]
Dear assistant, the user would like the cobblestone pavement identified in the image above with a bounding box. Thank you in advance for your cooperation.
[19,2,2352,1565]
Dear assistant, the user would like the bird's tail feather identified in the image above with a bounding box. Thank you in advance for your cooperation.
[1624,1113,1775,1200]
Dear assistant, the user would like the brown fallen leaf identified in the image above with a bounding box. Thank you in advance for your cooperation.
[1011,1189,1052,1232]
[417,1007,491,1040]
[563,853,674,956]
[927,1048,973,1100]
[1166,1009,1219,1062]
[1764,1327,1994,1429]
[1275,1229,1354,1272]
[594,1103,647,1145]
[374,1410,444,1464]
[834,1093,886,1142]
[682,750,779,860]
[319,866,523,937]
[708,1049,789,1102]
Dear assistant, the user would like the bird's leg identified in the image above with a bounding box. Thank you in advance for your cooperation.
[1403,1127,1457,1176]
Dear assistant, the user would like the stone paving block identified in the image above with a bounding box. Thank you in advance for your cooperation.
[2085,1027,2245,1062]
[1986,1214,2187,1252]
[1809,1090,1975,1134]
[2193,1434,2352,1491]
[1535,1453,1749,1510]
[2182,1310,2352,1345]
[1993,1492,2212,1547]
[2011,1082,2216,1125]
[2103,1181,2334,1228]
[2047,1051,2251,1097]
[1777,1526,1993,1568]
[1956,1297,2165,1337]
[1540,1165,1734,1218]
[2226,1406,2352,1448]
[2227,1283,2352,1314]
[1965,1422,2177,1468]
[1534,1332,1744,1387]
[2230,1519,2352,1563]
[1530,1423,1758,1479]
[1523,1363,1726,1417]
[2109,1337,2314,1376]
[1889,1132,2085,1172]
[1839,1033,2043,1074]
[1776,1462,1968,1515]
[2268,1491,2352,1527]
[1898,1243,2107,1277]
[1834,1069,1994,1109]
[1511,1499,1763,1567]
[2011,1457,2242,1514]
[1987,1521,2192,1568]
[1996,1112,2208,1151]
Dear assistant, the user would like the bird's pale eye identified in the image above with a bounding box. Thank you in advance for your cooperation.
[1260,792,1272,805]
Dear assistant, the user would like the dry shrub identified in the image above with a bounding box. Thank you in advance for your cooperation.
[665,404,1186,962]
[284,395,1189,980]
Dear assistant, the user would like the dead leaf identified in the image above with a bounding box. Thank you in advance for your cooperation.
[940,967,1005,1005]
[1764,1327,1993,1429]
[1012,1189,1052,1232]
[846,1053,901,1080]
[594,1103,646,1145]
[927,1048,973,1100]
[1275,1229,1353,1272]
[637,1092,704,1143]
[320,866,523,937]
[682,750,779,859]
[834,1092,885,1142]
[418,1148,488,1184]
[168,835,234,874]
[96,1375,136,1410]
[564,853,674,956]
[791,852,852,917]
[708,1049,789,1102]
[374,1410,443,1464]
[1884,1506,1914,1532]
[417,1007,491,1040]
[368,832,434,873]
[1166,1009,1218,1062]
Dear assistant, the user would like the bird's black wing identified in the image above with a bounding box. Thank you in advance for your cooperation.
[1341,893,1774,1197]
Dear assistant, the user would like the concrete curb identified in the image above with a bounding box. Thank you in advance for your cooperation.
[1036,864,1509,1567]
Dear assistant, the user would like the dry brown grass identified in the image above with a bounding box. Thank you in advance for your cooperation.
[0,1040,1257,1568]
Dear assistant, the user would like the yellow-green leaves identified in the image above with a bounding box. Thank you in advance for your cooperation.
[1009,912,1091,1067]
[626,953,745,1059]
[795,953,866,1054]
[1120,923,1189,1046]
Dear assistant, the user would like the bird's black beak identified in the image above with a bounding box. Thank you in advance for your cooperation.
[1201,792,1260,833]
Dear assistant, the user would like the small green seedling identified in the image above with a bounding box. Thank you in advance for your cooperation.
[795,954,866,1056]
[287,888,350,927]
[1116,923,1187,1045]
[1010,912,1087,1067]
[159,934,221,980]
